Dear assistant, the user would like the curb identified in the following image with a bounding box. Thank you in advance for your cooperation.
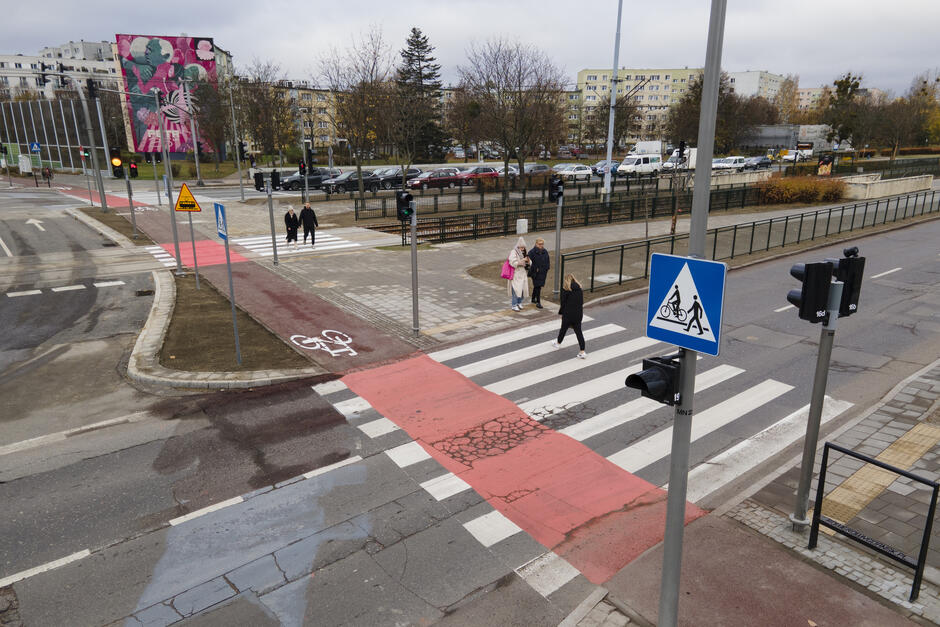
[63,205,140,250]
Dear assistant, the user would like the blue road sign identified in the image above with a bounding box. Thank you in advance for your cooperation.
[646,253,727,356]
[214,202,228,241]
[29,142,40,153]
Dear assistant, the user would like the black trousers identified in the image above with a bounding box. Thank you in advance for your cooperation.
[532,285,543,303]
[286,228,298,242]
[557,319,585,350]
[303,226,315,244]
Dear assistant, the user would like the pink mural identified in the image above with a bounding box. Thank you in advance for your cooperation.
[115,34,218,154]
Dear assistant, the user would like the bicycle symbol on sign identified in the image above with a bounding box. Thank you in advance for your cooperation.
[289,330,358,357]
[659,301,687,323]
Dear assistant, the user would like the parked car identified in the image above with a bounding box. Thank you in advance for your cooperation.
[782,151,807,163]
[744,156,772,170]
[617,154,663,177]
[522,163,551,176]
[279,167,342,191]
[591,160,619,177]
[322,170,380,194]
[496,165,520,178]
[553,163,592,182]
[407,167,461,190]
[712,156,747,171]
[453,147,465,159]
[456,166,499,186]
[375,166,422,189]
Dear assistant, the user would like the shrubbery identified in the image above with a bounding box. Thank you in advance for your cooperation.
[757,176,845,204]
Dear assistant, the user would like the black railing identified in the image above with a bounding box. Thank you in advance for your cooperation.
[561,189,939,292]
[784,157,940,178]
[809,442,939,602]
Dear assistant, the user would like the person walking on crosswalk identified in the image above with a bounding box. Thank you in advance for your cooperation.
[507,237,530,311]
[284,206,300,250]
[300,202,319,246]
[551,273,586,359]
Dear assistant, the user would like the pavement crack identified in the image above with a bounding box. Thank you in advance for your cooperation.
[271,553,289,583]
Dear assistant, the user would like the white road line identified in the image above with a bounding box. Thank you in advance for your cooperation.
[312,380,348,396]
[357,417,400,438]
[6,289,42,297]
[0,234,12,257]
[560,364,744,442]
[235,234,345,244]
[258,243,360,256]
[774,305,795,312]
[169,496,244,526]
[93,280,125,288]
[458,323,626,378]
[385,441,431,468]
[0,550,91,589]
[420,472,472,501]
[682,397,853,502]
[485,336,660,396]
[429,317,594,363]
[463,510,522,547]
[607,379,793,473]
[51,284,86,292]
[871,267,902,279]
[334,396,372,418]
[302,455,363,479]
[515,552,580,597]
[0,411,153,457]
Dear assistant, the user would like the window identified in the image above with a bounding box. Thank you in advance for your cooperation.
[316,94,326,101]
[19,77,29,87]
[623,74,631,80]
[664,75,670,80]
[601,85,607,91]
[649,95,659,101]
[318,108,326,114]
[586,74,597,81]
[636,74,645,80]
[636,95,644,101]
[585,95,596,101]
[568,114,577,120]
[569,94,578,100]
[30,63,38,69]
[14,63,22,69]
[730,78,735,83]
[680,78,686,83]
[602,75,607,81]
[319,134,328,142]
[651,75,660,80]
[302,93,312,100]
[317,121,328,128]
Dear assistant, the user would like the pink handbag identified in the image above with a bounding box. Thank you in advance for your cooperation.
[500,259,514,280]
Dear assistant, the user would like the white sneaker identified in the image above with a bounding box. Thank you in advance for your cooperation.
[512,305,520,311]
[577,352,587,359]
[549,340,560,348]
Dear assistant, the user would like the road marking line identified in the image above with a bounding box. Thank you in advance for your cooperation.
[515,552,580,597]
[51,284,86,292]
[93,280,125,288]
[357,417,400,438]
[385,441,431,468]
[301,455,362,479]
[463,510,522,547]
[428,317,594,363]
[0,234,12,257]
[334,396,372,418]
[774,305,795,312]
[0,411,153,457]
[0,550,91,588]
[312,380,348,396]
[169,496,244,526]
[6,289,42,297]
[420,472,471,501]
[871,267,902,279]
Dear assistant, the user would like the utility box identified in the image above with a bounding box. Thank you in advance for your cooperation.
[516,218,528,234]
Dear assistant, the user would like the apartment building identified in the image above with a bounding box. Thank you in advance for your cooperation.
[797,87,827,110]
[277,80,337,151]
[0,45,120,99]
[727,70,786,99]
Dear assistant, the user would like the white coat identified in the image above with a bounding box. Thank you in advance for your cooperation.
[507,247,529,299]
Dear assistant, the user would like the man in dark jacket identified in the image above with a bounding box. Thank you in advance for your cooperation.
[528,237,550,309]
[284,206,300,250]
[299,202,319,246]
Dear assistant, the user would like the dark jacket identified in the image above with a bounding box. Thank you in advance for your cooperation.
[559,281,584,323]
[528,246,550,287]
[299,207,318,229]
[284,211,300,232]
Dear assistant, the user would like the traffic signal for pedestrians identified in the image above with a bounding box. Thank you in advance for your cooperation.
[238,141,247,160]
[270,170,280,190]
[39,63,50,86]
[86,78,97,99]
[678,140,686,160]
[299,162,306,176]
[548,175,564,202]
[396,190,414,221]
[111,153,124,178]
[129,162,138,178]
[254,171,264,191]
[826,246,865,317]
[79,146,89,159]
[196,141,204,157]
[626,356,681,406]
[787,261,833,323]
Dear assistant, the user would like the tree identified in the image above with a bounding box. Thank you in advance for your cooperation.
[395,27,445,162]
[583,94,641,154]
[237,59,298,166]
[458,38,566,185]
[773,74,799,123]
[445,86,483,162]
[98,89,128,153]
[193,78,231,172]
[822,72,863,145]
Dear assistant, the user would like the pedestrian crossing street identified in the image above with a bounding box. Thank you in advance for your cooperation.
[313,319,854,591]
[232,233,361,257]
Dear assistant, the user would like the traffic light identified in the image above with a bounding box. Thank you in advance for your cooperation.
[85,78,97,99]
[39,63,49,86]
[270,170,280,190]
[111,153,124,178]
[396,190,414,221]
[678,140,686,160]
[196,141,203,157]
[79,146,89,159]
[548,175,564,202]
[299,162,306,176]
[787,261,833,323]
[0,145,6,155]
[626,356,681,406]
[239,141,247,160]
[254,171,264,191]
[129,162,138,178]
[827,247,865,317]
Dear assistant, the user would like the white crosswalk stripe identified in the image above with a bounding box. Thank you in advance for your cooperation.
[232,233,361,257]
[428,317,594,363]
[144,245,176,267]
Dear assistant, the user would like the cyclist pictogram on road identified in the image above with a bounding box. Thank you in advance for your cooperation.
[290,330,358,357]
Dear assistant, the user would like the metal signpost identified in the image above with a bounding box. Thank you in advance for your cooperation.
[215,202,242,365]
[175,183,202,289]
[156,91,183,275]
[152,153,161,205]
[124,166,137,239]
[602,0,624,198]
[229,88,245,202]
[410,199,419,337]
[266,181,279,266]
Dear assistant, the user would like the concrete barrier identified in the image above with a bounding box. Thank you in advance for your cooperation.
[842,174,933,200]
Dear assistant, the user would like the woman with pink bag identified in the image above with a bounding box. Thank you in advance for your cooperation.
[504,237,530,311]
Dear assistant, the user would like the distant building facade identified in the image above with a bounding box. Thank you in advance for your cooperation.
[727,70,787,100]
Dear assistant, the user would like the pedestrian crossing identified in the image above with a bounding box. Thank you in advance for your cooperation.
[144,245,176,268]
[231,233,361,257]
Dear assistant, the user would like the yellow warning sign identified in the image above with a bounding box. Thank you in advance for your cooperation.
[174,183,202,212]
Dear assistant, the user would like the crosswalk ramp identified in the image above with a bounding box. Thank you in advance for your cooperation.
[231,233,361,257]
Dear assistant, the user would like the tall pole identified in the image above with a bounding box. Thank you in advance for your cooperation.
[603,0,624,197]
[552,195,563,294]
[657,2,726,627]
[184,82,204,186]
[302,136,310,203]
[229,86,245,201]
[124,167,137,239]
[77,85,108,213]
[1,103,12,187]
[223,231,242,365]
[791,282,843,530]
[266,181,279,266]
[8,102,22,151]
[410,201,419,337]
[153,153,161,204]
[58,100,74,171]
[187,212,201,289]
[156,91,183,275]
[94,97,113,178]
[69,101,81,174]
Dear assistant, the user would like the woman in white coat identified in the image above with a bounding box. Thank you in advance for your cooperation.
[507,237,530,311]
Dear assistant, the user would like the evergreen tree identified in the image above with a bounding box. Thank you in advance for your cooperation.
[395,27,445,161]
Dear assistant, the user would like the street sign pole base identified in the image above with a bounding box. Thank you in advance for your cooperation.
[196,179,205,187]
[789,513,810,533]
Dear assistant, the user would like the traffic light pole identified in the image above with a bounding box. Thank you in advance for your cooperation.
[228,88,245,202]
[410,201,419,337]
[152,156,161,205]
[602,0,623,198]
[657,2,726,627]
[266,182,279,266]
[790,281,844,531]
[93,97,113,178]
[76,86,108,213]
[124,168,137,239]
[553,195,563,295]
[155,91,183,275]
[184,83,204,187]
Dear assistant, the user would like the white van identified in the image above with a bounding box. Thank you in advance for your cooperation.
[617,154,663,177]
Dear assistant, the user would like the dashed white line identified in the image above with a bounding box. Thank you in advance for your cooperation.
[385,441,431,468]
[51,284,86,292]
[421,472,471,501]
[302,455,362,479]
[870,267,902,279]
[6,290,42,297]
[774,305,795,312]
[169,496,244,526]
[463,510,522,547]
[0,550,91,588]
[93,280,125,288]
[357,418,400,438]
[0,234,12,257]
[312,380,347,396]
[0,411,154,457]
[334,396,372,418]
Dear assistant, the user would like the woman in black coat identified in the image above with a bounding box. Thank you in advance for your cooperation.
[528,237,550,308]
[284,207,300,250]
[550,273,586,359]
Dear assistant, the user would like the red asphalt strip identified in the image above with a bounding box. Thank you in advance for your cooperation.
[342,354,706,584]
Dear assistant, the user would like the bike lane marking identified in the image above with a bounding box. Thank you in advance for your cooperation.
[342,354,706,584]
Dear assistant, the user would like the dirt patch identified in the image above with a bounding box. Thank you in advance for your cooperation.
[78,206,155,245]
[160,274,309,372]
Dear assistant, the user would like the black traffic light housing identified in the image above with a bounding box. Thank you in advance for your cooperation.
[111,153,124,179]
[39,63,50,86]
[299,162,306,176]
[396,190,414,221]
[270,170,280,190]
[826,246,865,318]
[626,355,681,406]
[129,162,138,178]
[678,140,686,160]
[238,141,247,160]
[253,171,264,191]
[86,78,97,99]
[548,175,564,202]
[787,261,833,323]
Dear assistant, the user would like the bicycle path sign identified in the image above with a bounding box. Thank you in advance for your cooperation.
[646,253,727,356]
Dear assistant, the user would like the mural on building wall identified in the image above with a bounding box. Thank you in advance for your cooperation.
[115,34,217,153]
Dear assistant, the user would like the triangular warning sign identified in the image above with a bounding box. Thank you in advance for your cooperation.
[649,262,716,342]
[174,183,202,212]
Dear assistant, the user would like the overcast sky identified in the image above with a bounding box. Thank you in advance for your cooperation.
[6,0,939,96]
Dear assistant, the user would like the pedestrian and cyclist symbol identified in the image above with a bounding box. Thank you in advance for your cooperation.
[646,253,726,355]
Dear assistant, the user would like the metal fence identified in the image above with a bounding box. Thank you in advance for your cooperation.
[561,189,939,293]
[785,157,940,178]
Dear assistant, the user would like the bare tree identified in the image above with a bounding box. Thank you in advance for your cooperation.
[583,94,641,154]
[445,85,483,162]
[458,38,567,183]
[773,74,799,123]
[237,59,298,166]
[193,78,231,172]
